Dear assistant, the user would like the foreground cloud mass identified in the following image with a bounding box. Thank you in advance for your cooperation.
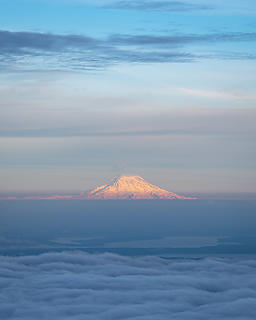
[1,252,256,319]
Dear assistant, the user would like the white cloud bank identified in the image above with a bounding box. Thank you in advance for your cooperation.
[1,252,256,319]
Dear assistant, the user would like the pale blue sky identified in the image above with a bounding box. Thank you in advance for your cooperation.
[0,0,256,194]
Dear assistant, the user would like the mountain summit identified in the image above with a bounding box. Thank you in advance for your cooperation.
[86,175,192,199]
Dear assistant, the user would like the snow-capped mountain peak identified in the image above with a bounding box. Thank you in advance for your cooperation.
[86,175,193,199]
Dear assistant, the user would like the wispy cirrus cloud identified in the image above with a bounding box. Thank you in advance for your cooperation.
[1,29,256,72]
[0,30,193,71]
[65,0,210,11]
[110,32,256,46]
[104,0,210,11]
[0,30,100,54]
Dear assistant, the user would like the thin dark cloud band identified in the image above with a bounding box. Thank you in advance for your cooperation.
[104,0,210,11]
[110,32,256,46]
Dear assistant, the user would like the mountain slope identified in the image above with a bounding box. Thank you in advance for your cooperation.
[86,175,192,199]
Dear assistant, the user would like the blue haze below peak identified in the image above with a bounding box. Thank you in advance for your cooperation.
[0,200,255,257]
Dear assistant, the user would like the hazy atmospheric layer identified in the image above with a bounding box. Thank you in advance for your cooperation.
[1,252,256,320]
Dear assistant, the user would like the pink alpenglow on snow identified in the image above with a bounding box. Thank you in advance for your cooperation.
[85,175,196,200]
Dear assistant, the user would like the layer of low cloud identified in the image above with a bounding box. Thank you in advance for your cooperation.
[1,29,256,72]
[0,252,256,319]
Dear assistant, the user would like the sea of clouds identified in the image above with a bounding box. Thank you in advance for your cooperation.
[1,252,256,319]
